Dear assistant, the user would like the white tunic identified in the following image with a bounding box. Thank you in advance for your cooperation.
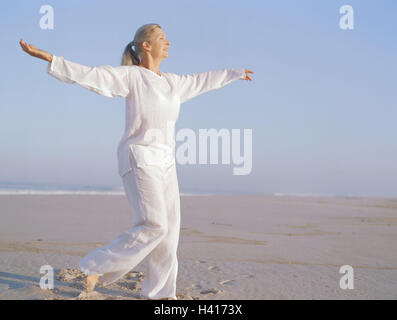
[46,56,246,177]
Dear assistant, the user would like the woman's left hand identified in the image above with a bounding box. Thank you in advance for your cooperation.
[243,69,254,81]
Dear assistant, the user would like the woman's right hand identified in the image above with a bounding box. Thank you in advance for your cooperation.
[19,39,53,62]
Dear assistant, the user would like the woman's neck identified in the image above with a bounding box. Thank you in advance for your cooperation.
[138,56,162,76]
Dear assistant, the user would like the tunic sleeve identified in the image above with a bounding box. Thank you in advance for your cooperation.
[172,68,246,104]
[46,55,130,98]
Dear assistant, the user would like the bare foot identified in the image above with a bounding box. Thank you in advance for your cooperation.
[85,275,99,292]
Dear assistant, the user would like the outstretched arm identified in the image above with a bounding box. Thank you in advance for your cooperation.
[170,68,254,104]
[20,38,53,62]
[19,39,130,98]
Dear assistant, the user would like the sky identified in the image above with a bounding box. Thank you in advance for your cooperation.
[0,0,396,196]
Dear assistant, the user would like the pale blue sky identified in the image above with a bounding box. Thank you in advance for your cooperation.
[1,0,396,196]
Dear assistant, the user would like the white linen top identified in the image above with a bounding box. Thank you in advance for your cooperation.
[46,55,246,177]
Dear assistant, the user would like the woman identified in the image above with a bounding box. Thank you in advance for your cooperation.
[19,23,254,300]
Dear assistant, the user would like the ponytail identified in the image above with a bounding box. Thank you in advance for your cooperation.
[121,41,140,66]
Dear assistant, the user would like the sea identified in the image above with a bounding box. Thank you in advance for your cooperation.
[0,182,230,196]
[0,182,354,197]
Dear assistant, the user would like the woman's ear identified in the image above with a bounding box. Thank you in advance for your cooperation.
[141,40,151,53]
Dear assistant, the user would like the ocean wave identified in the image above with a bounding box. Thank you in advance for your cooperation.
[0,189,214,196]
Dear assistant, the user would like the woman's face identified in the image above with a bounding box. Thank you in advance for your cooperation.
[149,28,170,59]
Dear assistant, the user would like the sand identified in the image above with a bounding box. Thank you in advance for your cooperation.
[0,194,396,300]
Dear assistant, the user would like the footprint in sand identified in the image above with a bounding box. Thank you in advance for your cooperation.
[186,283,202,290]
[56,268,85,282]
[239,274,254,279]
[56,268,87,290]
[125,271,145,281]
[76,291,103,300]
[200,288,222,295]
[219,279,236,286]
[69,282,85,290]
[176,293,200,300]
[56,268,146,293]
[208,266,221,271]
[117,281,140,291]
[73,291,133,300]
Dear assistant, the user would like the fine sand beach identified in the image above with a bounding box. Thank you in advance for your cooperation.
[0,194,396,300]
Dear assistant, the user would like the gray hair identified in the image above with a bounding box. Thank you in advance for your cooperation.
[121,23,161,66]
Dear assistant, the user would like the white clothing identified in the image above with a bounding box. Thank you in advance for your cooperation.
[46,55,245,299]
[46,56,246,177]
[79,154,180,299]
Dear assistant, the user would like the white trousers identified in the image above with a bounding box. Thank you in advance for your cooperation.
[78,146,181,300]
